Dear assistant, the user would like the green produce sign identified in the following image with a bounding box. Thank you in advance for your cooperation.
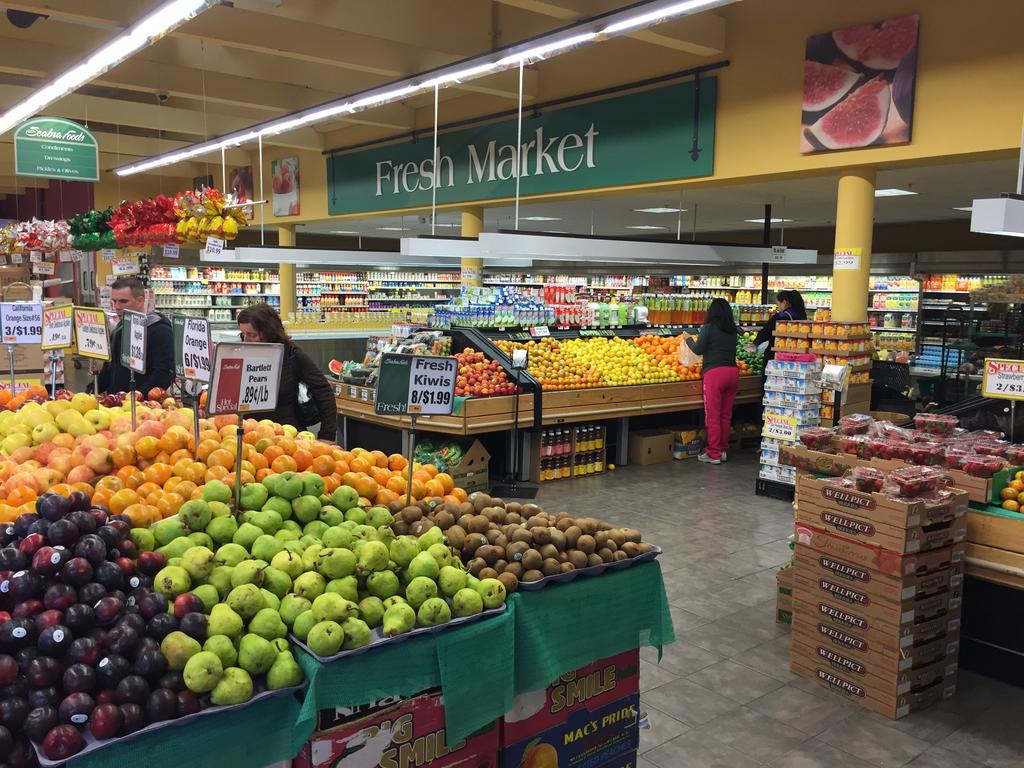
[327,78,716,215]
[14,117,99,182]
[375,353,457,416]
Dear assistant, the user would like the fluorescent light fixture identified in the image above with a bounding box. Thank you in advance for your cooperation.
[330,230,360,235]
[377,226,410,232]
[421,62,499,89]
[626,225,669,230]
[496,32,597,65]
[603,0,723,35]
[970,195,1024,237]
[743,218,793,224]
[0,0,215,136]
[544,230,569,234]
[520,216,562,221]
[634,207,685,214]
[953,206,973,212]
[874,188,917,197]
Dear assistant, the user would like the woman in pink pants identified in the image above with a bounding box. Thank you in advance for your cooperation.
[685,298,738,464]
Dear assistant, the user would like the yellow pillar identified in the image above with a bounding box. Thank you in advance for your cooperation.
[460,207,483,287]
[831,169,875,322]
[278,224,296,318]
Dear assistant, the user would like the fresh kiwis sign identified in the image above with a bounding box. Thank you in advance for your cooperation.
[327,79,716,214]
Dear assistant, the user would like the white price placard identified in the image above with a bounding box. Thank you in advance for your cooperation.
[762,412,799,442]
[834,247,861,270]
[32,261,55,276]
[204,237,225,257]
[28,252,43,264]
[41,305,74,350]
[982,358,1024,401]
[111,255,140,275]
[101,249,116,262]
[173,315,212,382]
[10,253,22,264]
[121,310,147,374]
[529,326,550,338]
[0,302,43,345]
[73,307,111,361]
[163,243,180,259]
[207,342,284,415]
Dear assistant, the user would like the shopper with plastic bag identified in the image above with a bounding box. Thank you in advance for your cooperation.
[683,297,738,465]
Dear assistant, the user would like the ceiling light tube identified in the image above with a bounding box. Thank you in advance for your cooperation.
[602,0,724,35]
[496,32,597,65]
[0,0,215,136]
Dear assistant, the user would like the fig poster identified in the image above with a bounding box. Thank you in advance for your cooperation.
[271,156,300,216]
[801,14,919,153]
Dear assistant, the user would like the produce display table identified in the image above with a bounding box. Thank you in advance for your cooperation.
[67,563,674,768]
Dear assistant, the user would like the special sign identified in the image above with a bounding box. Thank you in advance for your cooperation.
[982,358,1024,401]
[207,342,284,415]
[73,308,110,360]
[375,354,458,416]
[41,305,74,350]
[0,302,43,345]
[172,316,212,382]
[763,412,799,442]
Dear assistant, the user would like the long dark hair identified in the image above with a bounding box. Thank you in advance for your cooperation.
[237,303,293,346]
[777,290,807,320]
[706,297,737,334]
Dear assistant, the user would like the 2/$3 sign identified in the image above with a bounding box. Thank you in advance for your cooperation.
[327,79,717,215]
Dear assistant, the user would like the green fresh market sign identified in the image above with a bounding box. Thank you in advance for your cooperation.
[327,78,717,215]
[14,117,99,182]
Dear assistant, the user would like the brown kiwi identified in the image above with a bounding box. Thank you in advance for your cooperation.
[493,533,508,549]
[531,527,552,546]
[411,519,435,536]
[548,530,567,551]
[505,512,523,525]
[598,521,612,531]
[637,542,653,554]
[472,494,493,513]
[483,506,506,524]
[489,497,506,509]
[401,506,423,523]
[597,547,615,563]
[506,541,529,562]
[445,525,466,550]
[539,543,558,560]
[594,531,609,550]
[578,518,598,536]
[621,541,640,558]
[560,562,575,573]
[555,517,574,532]
[468,515,491,534]
[557,551,569,564]
[462,533,488,558]
[433,510,455,530]
[604,539,618,553]
[457,514,474,530]
[625,528,643,544]
[521,503,542,517]
[477,545,500,566]
[609,529,627,548]
[417,499,433,513]
[576,534,596,554]
[510,528,533,545]
[521,549,543,571]
[467,557,486,576]
[505,501,523,515]
[497,571,519,593]
[478,567,499,580]
[485,529,502,544]
[568,550,588,569]
[493,559,508,573]
[565,525,582,548]
[614,550,628,561]
[587,553,604,567]
[522,569,543,582]
[387,499,405,514]
[392,520,410,535]
[504,561,524,578]
[541,558,562,576]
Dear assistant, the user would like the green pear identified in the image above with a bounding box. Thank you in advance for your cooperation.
[475,578,507,609]
[261,566,292,599]
[311,592,358,623]
[356,541,389,575]
[183,650,223,693]
[382,595,408,610]
[292,571,326,601]
[382,603,416,637]
[158,538,193,560]
[238,633,276,675]
[274,528,300,543]
[319,505,344,527]
[303,520,329,539]
[249,509,284,535]
[154,566,191,598]
[251,534,284,563]
[344,506,367,525]
[452,588,483,617]
[130,528,155,553]
[209,603,244,638]
[427,543,455,570]
[316,548,357,580]
[180,546,216,583]
[206,517,238,547]
[208,565,234,598]
[325,576,359,603]
[191,584,220,613]
[271,637,290,654]
[320,526,352,549]
[279,594,312,628]
[373,526,395,547]
[267,650,304,689]
[187,532,214,549]
[389,536,420,568]
[263,496,293,520]
[153,518,188,547]
[301,544,323,572]
[341,618,372,650]
[271,550,304,580]
[230,560,266,588]
[358,596,385,628]
[292,496,322,525]
[306,621,343,657]
[203,634,238,668]
[160,631,201,670]
[260,588,281,612]
[232,522,264,551]
[438,566,467,598]
[418,526,445,551]
[249,607,288,641]
[209,501,232,518]
[407,551,439,581]
[179,499,212,533]
[215,543,249,568]
[366,570,400,601]
[405,576,438,610]
[354,525,377,541]
[292,610,316,641]
[417,597,452,628]
[365,506,394,528]
[226,584,265,621]
[210,667,253,706]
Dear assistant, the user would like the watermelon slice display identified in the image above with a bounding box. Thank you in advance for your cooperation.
[802,61,862,113]
[328,359,344,376]
[805,77,890,150]
[833,15,918,71]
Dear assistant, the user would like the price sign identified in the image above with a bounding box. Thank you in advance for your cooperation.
[58,251,73,263]
[204,237,225,257]
[762,412,799,442]
[10,253,22,264]
[0,302,43,345]
[982,358,1024,401]
[32,261,55,276]
[28,252,42,264]
[163,244,180,259]
[101,249,116,262]
[120,310,147,374]
[0,377,41,394]
[834,247,861,271]
[73,307,111,360]
[41,305,74,350]
[172,315,212,382]
[111,255,140,275]
[772,245,787,262]
[207,342,284,415]
[375,353,457,416]
[529,326,550,338]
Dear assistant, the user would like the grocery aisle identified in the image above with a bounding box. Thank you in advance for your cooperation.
[537,452,1024,768]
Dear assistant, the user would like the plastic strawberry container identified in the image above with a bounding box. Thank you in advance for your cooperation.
[905,441,946,466]
[851,466,885,493]
[913,413,959,435]
[837,435,869,457]
[955,453,1009,478]
[799,427,835,451]
[863,438,902,461]
[971,441,1010,457]
[890,466,944,497]
[837,413,873,435]
[1005,446,1024,466]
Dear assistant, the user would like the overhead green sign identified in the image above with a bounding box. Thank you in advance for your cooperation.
[327,78,716,215]
[14,117,99,182]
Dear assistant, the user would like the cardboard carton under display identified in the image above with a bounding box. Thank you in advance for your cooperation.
[448,439,490,493]
[294,691,499,768]
[776,563,794,624]
[501,649,640,768]
[627,430,673,465]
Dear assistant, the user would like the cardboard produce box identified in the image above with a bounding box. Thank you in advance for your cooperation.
[776,563,794,624]
[449,439,490,494]
[627,430,673,465]
[501,650,639,768]
[294,691,499,768]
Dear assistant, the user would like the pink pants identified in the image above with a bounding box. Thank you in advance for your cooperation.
[702,366,739,460]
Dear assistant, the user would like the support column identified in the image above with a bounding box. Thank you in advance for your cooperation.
[278,224,296,319]
[831,169,875,322]
[460,206,483,287]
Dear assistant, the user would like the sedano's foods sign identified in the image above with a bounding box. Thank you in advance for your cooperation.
[14,117,99,182]
[326,79,717,215]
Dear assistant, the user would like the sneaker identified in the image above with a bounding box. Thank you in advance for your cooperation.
[721,451,728,462]
[697,452,721,465]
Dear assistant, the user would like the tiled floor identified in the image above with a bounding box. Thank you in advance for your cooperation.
[534,450,1024,768]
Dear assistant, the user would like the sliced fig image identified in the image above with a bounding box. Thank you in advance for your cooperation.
[833,15,919,70]
[802,60,862,113]
[805,77,890,150]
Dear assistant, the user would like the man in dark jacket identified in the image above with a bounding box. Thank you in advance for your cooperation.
[97,276,175,395]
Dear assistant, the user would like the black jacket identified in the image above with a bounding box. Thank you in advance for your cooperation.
[266,344,338,441]
[686,324,737,372]
[97,313,175,395]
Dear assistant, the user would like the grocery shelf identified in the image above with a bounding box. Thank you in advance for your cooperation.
[867,307,918,312]
[870,327,917,333]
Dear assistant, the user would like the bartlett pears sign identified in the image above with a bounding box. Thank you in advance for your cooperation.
[14,117,99,182]
[326,78,717,215]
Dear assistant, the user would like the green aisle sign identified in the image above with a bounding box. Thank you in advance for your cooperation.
[14,117,99,181]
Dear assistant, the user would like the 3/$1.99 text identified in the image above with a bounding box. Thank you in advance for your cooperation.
[5,325,41,337]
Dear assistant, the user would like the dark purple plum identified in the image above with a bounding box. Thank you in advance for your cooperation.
[30,547,64,577]
[93,597,124,627]
[95,527,121,549]
[37,626,72,659]
[61,663,96,694]
[136,552,165,577]
[119,703,144,735]
[113,675,149,706]
[96,655,131,689]
[178,613,207,641]
[103,625,139,657]
[74,535,106,566]
[13,515,38,540]
[57,691,95,726]
[63,604,95,635]
[137,592,167,621]
[106,520,129,538]
[173,594,204,620]
[17,533,45,559]
[131,637,159,661]
[44,520,79,548]
[145,688,177,724]
[43,584,76,612]
[67,637,99,666]
[0,655,17,687]
[175,690,201,717]
[65,510,96,535]
[14,647,37,675]
[93,562,124,592]
[27,519,50,537]
[116,613,145,636]
[43,723,84,761]
[27,686,60,709]
[133,648,167,682]
[11,600,42,620]
[35,493,70,523]
[22,705,57,742]
[78,582,106,605]
[90,703,123,740]
[0,619,35,652]
[117,539,138,559]
[0,548,25,572]
[147,613,177,641]
[0,697,28,731]
[157,671,184,693]
[33,610,63,634]
[0,724,10,760]
[95,688,116,705]
[9,572,42,602]
[26,656,62,687]
[58,557,92,587]
[66,491,90,513]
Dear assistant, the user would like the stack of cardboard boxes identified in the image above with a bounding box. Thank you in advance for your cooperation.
[790,474,967,719]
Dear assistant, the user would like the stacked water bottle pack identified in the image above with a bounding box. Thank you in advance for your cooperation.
[760,356,822,485]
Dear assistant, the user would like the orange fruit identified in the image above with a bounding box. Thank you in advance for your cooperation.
[1002,499,1020,512]
[386,475,407,495]
[48,483,73,497]
[122,503,152,527]
[95,476,124,493]
[110,489,141,514]
[409,479,426,500]
[369,450,389,469]
[271,455,297,474]
[175,480,198,500]
[434,472,454,494]
[263,445,285,463]
[255,468,272,482]
[450,487,468,503]
[205,465,231,482]
[112,446,136,469]
[144,463,172,487]
[277,438,297,455]
[425,478,445,498]
[375,488,399,506]
[136,436,160,460]
[207,449,235,470]
[323,474,340,493]
[311,455,336,476]
[388,453,408,472]
[350,457,371,474]
[120,468,146,490]
[196,439,220,463]
[136,481,161,499]
[1001,487,1018,501]
[353,475,378,500]
[292,449,312,472]
[420,463,438,478]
